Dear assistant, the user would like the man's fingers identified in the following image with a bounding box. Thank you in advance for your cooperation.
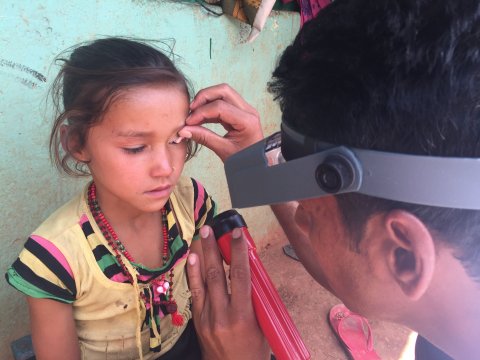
[179,125,232,162]
[186,98,254,131]
[229,228,253,313]
[191,83,256,114]
[187,253,206,319]
[199,226,229,314]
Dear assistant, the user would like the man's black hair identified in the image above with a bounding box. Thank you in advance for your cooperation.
[269,0,480,279]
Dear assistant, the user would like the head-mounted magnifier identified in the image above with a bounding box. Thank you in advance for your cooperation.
[225,122,480,209]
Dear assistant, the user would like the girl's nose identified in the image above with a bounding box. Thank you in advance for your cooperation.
[150,150,174,177]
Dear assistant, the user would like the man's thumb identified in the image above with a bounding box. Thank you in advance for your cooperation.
[179,125,228,161]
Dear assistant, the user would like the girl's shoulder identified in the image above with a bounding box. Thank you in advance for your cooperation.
[171,177,216,239]
[5,190,87,304]
[172,176,211,205]
[33,190,88,245]
[173,176,205,192]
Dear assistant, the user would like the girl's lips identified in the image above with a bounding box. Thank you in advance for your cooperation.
[145,185,171,197]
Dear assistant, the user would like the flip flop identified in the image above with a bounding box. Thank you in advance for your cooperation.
[282,244,300,261]
[328,304,381,360]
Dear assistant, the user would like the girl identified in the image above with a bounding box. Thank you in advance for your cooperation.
[6,37,215,359]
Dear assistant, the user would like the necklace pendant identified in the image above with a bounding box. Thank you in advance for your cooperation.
[165,301,177,314]
[155,280,170,295]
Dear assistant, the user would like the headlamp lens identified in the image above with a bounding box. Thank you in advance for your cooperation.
[315,155,355,193]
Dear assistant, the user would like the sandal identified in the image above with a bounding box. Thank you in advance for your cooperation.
[328,304,381,360]
[282,244,300,261]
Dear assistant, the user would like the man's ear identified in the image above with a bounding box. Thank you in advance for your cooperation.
[383,210,436,301]
[60,125,89,162]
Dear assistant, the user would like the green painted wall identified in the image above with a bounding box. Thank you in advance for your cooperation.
[0,0,299,356]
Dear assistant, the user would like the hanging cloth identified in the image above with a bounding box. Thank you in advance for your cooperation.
[281,0,332,26]
[198,0,277,42]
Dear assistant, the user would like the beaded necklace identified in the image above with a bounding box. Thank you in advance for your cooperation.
[87,182,183,326]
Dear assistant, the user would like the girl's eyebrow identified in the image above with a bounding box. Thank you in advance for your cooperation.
[114,125,185,138]
[114,130,151,138]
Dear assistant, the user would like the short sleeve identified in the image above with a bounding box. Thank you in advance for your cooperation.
[191,178,217,240]
[5,236,76,303]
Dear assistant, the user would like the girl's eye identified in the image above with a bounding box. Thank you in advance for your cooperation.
[169,136,186,145]
[123,146,145,154]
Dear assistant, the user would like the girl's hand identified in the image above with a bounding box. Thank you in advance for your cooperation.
[187,226,270,360]
[179,84,264,162]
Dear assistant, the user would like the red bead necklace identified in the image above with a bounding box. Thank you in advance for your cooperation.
[87,182,183,326]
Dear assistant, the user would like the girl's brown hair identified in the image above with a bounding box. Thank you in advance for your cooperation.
[49,37,198,176]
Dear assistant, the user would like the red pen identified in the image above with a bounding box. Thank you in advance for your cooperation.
[209,210,311,360]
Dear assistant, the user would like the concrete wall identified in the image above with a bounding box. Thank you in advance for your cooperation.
[0,0,299,356]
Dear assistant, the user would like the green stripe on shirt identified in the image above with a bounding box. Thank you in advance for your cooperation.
[5,268,74,303]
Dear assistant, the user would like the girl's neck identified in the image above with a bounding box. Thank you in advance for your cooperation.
[88,182,167,268]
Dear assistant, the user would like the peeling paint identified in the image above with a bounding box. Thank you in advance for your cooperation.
[0,59,46,81]
[0,70,43,88]
[272,19,279,30]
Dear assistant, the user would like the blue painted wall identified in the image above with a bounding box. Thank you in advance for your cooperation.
[0,0,299,355]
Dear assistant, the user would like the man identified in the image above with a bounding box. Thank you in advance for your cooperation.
[179,0,480,359]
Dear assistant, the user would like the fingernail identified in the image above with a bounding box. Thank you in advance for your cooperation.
[232,228,242,239]
[188,254,197,265]
[200,226,209,238]
[173,136,185,144]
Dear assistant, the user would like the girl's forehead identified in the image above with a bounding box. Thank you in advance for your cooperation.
[107,85,188,112]
[115,83,188,101]
[99,83,182,106]
[96,87,188,132]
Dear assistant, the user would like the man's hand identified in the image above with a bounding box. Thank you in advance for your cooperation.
[179,84,264,162]
[187,226,270,360]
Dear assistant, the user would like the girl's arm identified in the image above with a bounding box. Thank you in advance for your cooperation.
[27,296,80,360]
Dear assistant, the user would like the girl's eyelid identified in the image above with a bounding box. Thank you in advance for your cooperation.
[122,145,146,154]
[119,134,185,150]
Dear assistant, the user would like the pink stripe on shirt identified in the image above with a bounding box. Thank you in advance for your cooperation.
[110,272,131,283]
[194,181,205,221]
[171,249,190,268]
[78,213,89,226]
[30,235,74,278]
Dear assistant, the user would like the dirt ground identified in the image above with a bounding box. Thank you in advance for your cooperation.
[258,239,417,360]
